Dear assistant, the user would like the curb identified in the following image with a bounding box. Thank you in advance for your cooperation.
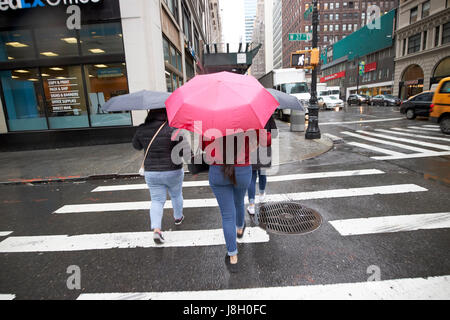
[0,137,334,186]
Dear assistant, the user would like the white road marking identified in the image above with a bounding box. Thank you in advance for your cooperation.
[0,227,269,253]
[371,152,450,161]
[407,126,441,132]
[329,212,450,236]
[323,133,343,141]
[375,129,450,142]
[0,294,15,300]
[55,184,427,214]
[91,169,385,192]
[0,231,13,237]
[422,125,440,128]
[390,127,444,135]
[356,131,450,151]
[320,118,404,125]
[347,142,406,156]
[342,131,439,153]
[76,275,450,300]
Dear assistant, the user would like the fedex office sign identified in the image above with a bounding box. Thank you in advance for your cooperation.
[0,0,101,11]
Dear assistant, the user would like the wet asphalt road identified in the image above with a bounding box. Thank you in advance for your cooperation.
[0,105,449,300]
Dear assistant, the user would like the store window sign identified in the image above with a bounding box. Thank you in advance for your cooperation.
[364,62,377,73]
[97,68,123,78]
[47,77,80,114]
[0,0,101,11]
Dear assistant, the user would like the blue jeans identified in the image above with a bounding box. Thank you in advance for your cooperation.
[247,169,267,204]
[209,165,252,256]
[144,169,184,230]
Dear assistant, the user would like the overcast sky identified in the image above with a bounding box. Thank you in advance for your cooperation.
[219,0,245,46]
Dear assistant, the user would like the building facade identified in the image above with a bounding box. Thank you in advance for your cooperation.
[393,0,450,99]
[273,0,283,69]
[244,0,257,43]
[0,0,218,150]
[282,0,398,72]
[320,9,396,99]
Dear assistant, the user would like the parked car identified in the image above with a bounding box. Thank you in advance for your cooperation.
[318,95,344,110]
[429,76,450,134]
[371,94,402,106]
[400,91,434,119]
[347,94,369,105]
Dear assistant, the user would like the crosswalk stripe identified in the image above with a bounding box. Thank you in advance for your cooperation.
[422,125,440,128]
[76,275,450,300]
[320,118,403,125]
[0,294,15,300]
[375,129,450,142]
[407,126,441,132]
[356,131,450,151]
[371,152,450,161]
[91,169,386,192]
[55,184,427,214]
[391,127,443,135]
[0,227,269,253]
[329,212,450,236]
[342,131,439,153]
[0,231,13,237]
[347,142,406,156]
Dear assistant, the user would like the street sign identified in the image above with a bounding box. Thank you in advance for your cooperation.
[288,33,312,41]
[304,6,313,19]
[291,48,320,69]
[359,61,366,76]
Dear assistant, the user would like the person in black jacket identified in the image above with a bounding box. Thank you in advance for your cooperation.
[132,108,185,244]
[247,116,278,215]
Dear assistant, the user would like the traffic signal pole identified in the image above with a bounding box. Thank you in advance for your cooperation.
[305,0,321,139]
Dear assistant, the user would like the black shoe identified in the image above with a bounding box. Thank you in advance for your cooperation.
[225,254,239,273]
[153,231,165,244]
[174,215,184,225]
[237,222,246,239]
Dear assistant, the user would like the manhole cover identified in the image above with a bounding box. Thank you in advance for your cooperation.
[257,201,322,235]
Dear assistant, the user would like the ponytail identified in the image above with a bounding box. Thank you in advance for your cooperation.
[222,164,237,185]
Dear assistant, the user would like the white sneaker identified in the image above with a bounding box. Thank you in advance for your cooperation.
[259,192,266,203]
[247,204,255,215]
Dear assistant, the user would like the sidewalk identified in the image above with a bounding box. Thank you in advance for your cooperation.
[0,121,333,184]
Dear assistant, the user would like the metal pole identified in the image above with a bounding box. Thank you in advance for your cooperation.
[356,56,359,95]
[305,0,321,139]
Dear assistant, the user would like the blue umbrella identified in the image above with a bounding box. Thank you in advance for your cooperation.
[267,88,306,111]
[101,90,171,112]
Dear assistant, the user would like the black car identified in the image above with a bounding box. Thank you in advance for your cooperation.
[400,91,434,119]
[371,94,402,106]
[347,94,369,105]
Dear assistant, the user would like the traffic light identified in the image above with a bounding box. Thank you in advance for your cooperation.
[291,48,320,69]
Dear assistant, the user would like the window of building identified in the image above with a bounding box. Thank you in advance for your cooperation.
[402,38,407,56]
[0,30,36,62]
[80,23,125,56]
[164,0,179,22]
[0,68,48,131]
[422,30,427,50]
[435,26,441,46]
[343,24,347,31]
[422,1,430,18]
[330,3,334,10]
[40,65,89,129]
[336,14,339,20]
[35,26,78,59]
[443,22,450,45]
[330,25,333,31]
[324,25,328,31]
[335,24,339,31]
[408,33,421,54]
[410,6,418,24]
[83,63,131,127]
[336,2,339,9]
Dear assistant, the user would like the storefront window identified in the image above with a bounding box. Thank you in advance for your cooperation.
[80,23,124,56]
[84,63,131,127]
[35,26,78,58]
[0,68,48,131]
[0,30,36,62]
[41,65,89,129]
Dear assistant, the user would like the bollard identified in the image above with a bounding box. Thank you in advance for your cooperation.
[290,109,305,132]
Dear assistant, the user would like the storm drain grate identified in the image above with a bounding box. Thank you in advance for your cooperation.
[257,201,322,235]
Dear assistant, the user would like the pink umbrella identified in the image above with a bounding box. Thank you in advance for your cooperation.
[165,71,279,139]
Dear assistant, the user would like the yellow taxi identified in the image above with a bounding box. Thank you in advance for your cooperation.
[429,77,450,134]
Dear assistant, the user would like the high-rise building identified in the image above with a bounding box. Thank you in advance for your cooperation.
[282,0,399,72]
[207,0,223,44]
[250,0,267,79]
[273,0,283,69]
[244,0,258,43]
[393,0,450,99]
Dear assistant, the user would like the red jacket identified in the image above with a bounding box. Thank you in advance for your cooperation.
[201,129,271,166]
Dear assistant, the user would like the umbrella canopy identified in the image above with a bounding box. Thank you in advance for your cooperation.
[266,88,306,111]
[165,72,279,138]
[101,90,170,112]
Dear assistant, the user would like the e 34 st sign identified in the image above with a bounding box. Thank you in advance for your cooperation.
[0,0,101,11]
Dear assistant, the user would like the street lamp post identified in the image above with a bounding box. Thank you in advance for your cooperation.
[305,0,321,140]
